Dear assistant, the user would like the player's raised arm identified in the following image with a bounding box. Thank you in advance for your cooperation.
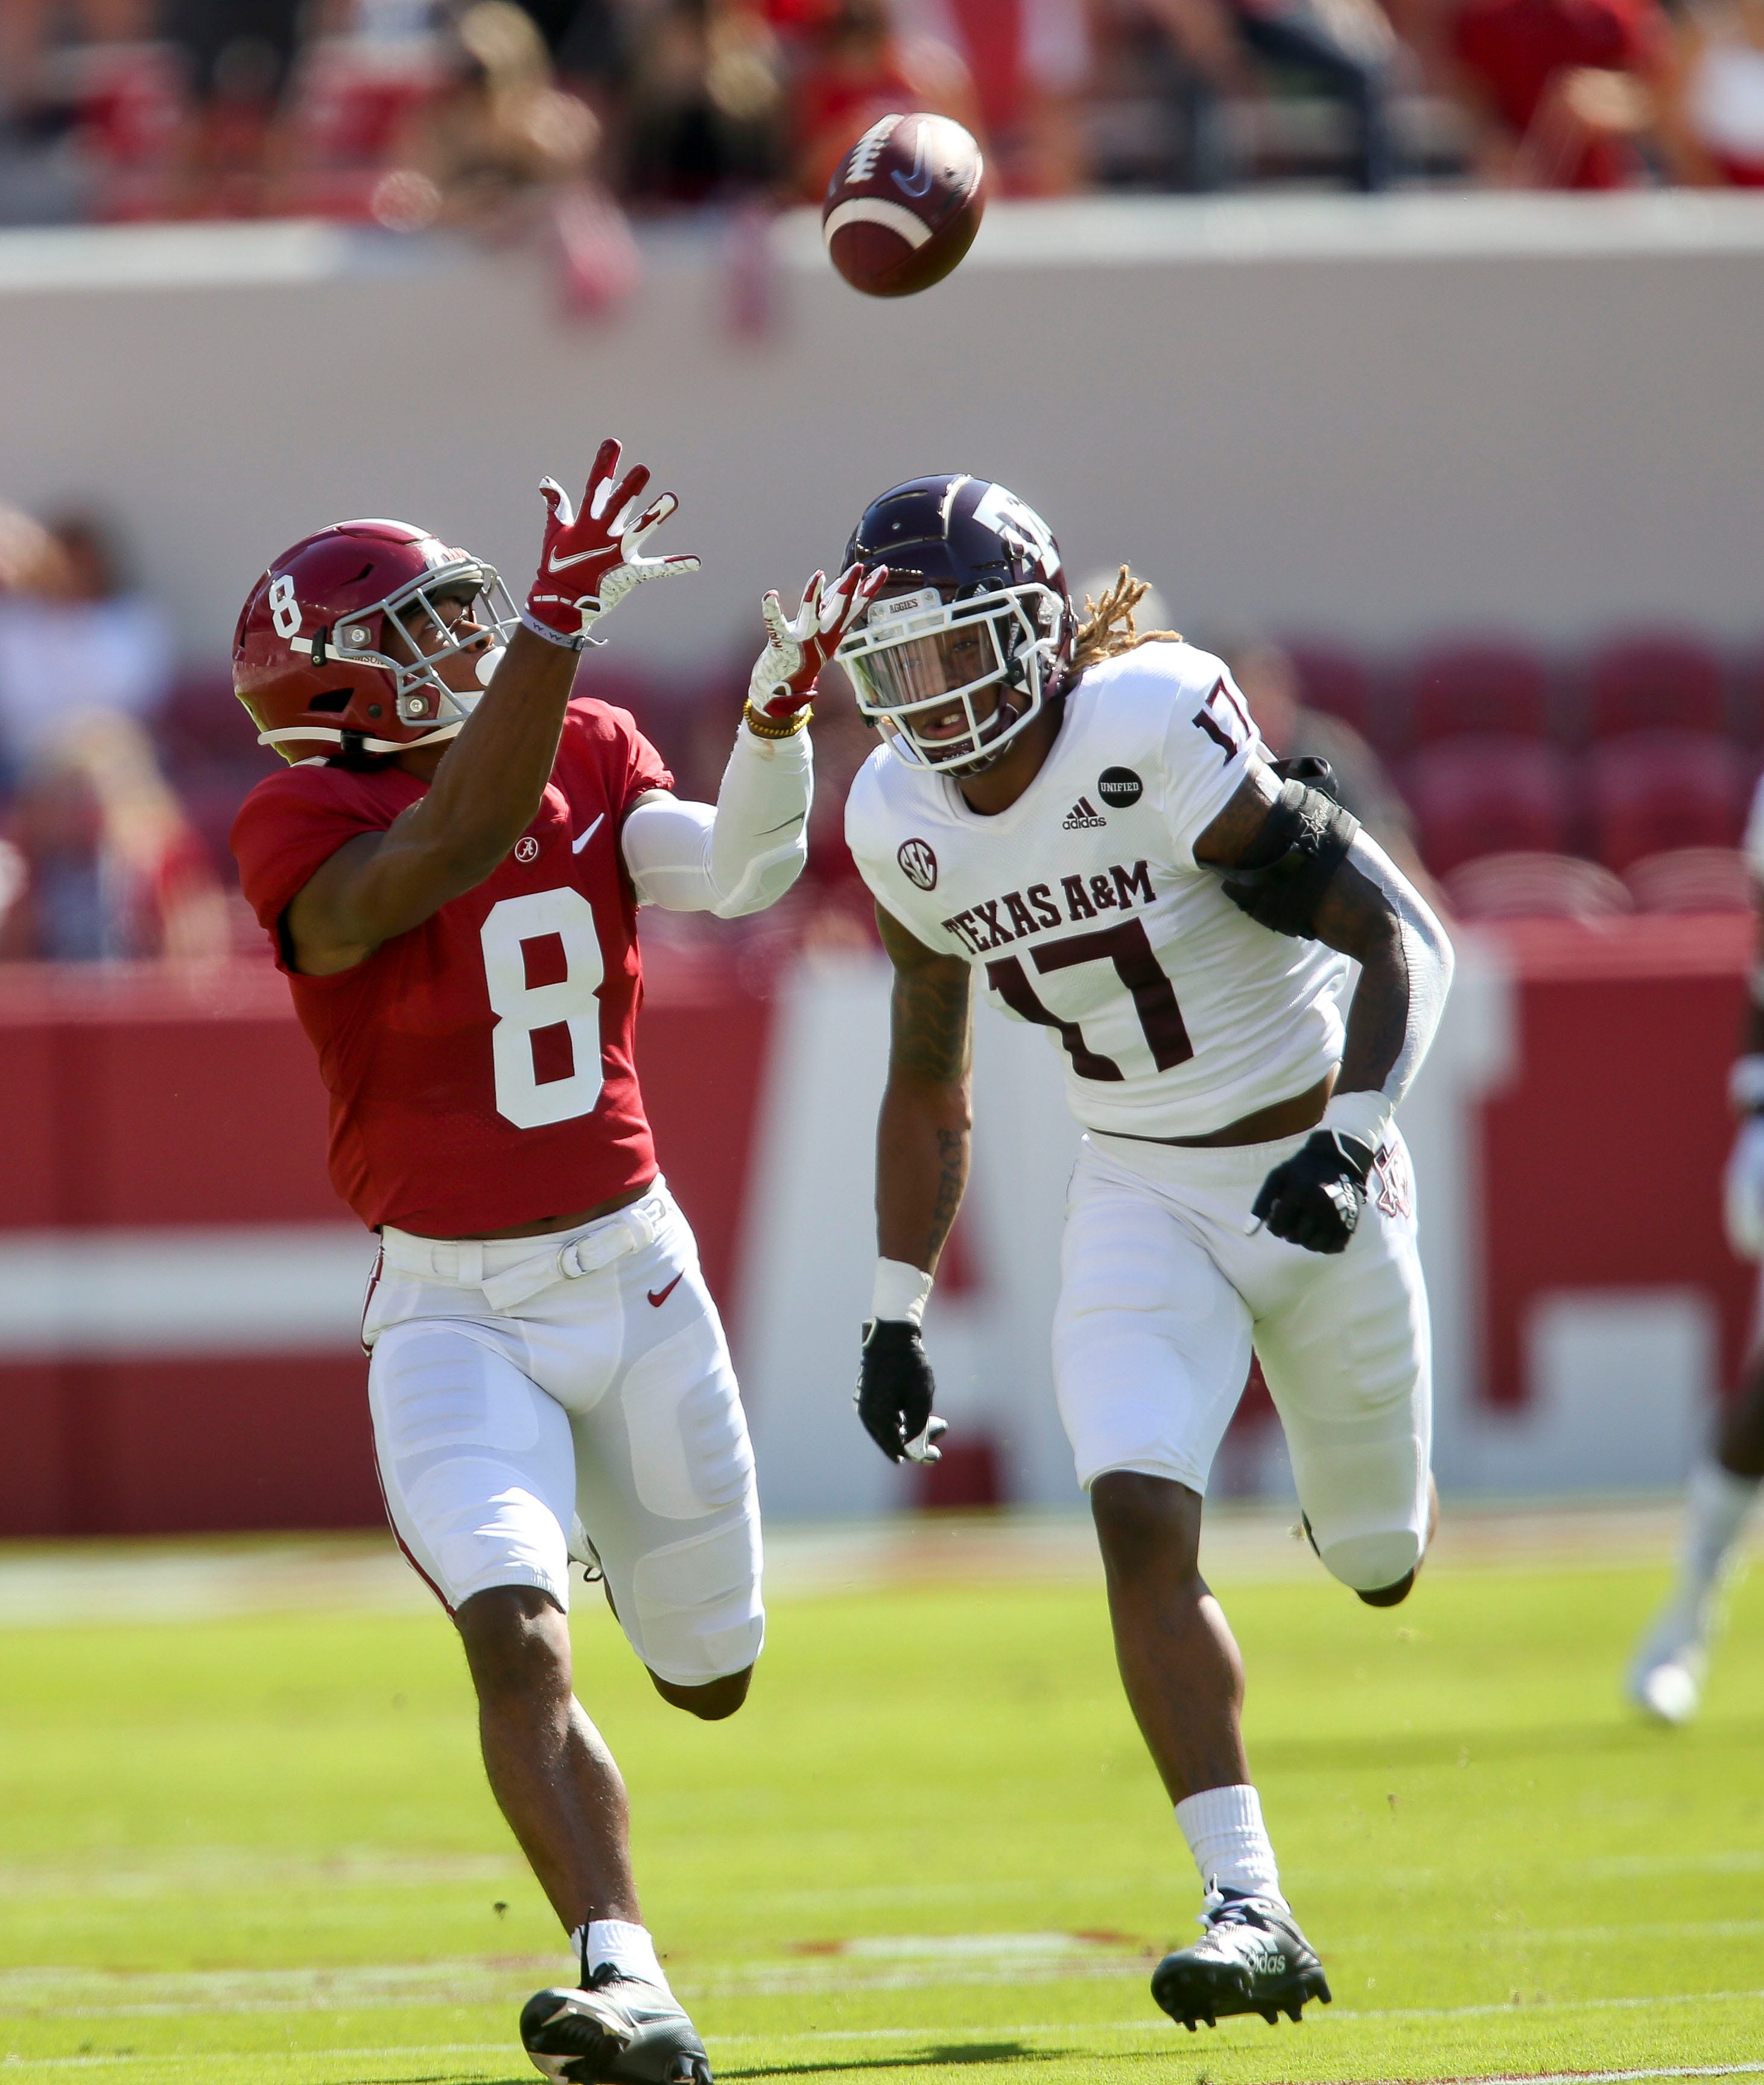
[1194,762,1455,1254]
[619,563,886,918]
[286,440,697,975]
[853,902,974,1465]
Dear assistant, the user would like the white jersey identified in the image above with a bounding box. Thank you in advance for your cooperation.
[845,641,1350,1139]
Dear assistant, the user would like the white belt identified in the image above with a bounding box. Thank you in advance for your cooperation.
[379,1198,661,1313]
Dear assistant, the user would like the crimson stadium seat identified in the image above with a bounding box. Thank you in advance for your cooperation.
[1280,642,1379,743]
[1624,847,1754,914]
[1407,639,1551,744]
[1588,732,1751,872]
[1585,632,1725,739]
[1442,851,1631,922]
[284,36,446,221]
[1403,737,1575,876]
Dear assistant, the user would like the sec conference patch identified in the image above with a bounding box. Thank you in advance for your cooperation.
[898,839,938,891]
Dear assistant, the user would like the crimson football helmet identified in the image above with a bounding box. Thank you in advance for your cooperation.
[836,474,1074,773]
[233,519,521,761]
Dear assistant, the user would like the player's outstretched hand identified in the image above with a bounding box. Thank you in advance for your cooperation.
[855,1317,947,1464]
[747,562,889,726]
[524,437,699,651]
[1252,1129,1374,1255]
[1724,1117,1764,1258]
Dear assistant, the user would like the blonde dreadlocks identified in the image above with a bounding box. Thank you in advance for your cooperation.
[1068,566,1181,681]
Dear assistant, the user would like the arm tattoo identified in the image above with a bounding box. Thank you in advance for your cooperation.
[891,958,973,1083]
[879,901,973,1084]
[926,1126,966,1264]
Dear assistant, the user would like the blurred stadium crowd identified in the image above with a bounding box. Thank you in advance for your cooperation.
[1,0,1762,237]
[0,488,1759,967]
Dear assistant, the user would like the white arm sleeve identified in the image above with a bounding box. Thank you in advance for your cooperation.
[1321,831,1455,1152]
[619,721,813,918]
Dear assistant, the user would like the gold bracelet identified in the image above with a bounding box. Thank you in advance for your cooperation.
[743,699,811,740]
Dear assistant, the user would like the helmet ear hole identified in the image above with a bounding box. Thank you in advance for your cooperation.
[308,688,353,713]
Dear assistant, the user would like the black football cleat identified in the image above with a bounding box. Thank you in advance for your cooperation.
[520,1966,712,2084]
[1151,1887,1331,2031]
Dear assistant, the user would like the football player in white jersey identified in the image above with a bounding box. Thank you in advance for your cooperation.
[835,475,1454,2034]
[1628,774,1764,1723]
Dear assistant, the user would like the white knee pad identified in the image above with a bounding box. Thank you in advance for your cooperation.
[1318,1526,1422,1593]
[627,1515,764,1686]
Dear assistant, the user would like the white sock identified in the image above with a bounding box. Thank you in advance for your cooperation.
[573,1919,668,1992]
[1174,1783,1285,1906]
[1680,1458,1760,1617]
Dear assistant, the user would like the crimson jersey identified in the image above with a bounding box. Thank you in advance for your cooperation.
[232,699,671,1236]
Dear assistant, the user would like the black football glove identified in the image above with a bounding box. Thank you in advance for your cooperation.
[855,1318,947,1465]
[1251,1129,1375,1255]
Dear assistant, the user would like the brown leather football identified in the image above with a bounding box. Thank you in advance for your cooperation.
[821,113,985,299]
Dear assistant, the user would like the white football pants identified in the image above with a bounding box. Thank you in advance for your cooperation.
[1055,1128,1433,1593]
[363,1181,764,1686]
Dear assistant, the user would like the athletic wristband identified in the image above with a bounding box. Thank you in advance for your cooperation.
[519,605,606,652]
[1321,1088,1394,1156]
[1728,1055,1764,1114]
[872,1258,933,1326]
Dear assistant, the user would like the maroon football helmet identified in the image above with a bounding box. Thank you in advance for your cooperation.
[233,519,520,761]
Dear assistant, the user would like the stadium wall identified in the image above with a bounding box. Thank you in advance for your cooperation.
[0,925,1748,1536]
[1,192,1762,662]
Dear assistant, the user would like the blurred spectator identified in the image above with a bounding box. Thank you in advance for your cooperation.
[621,0,787,205]
[788,0,981,200]
[1225,636,1432,887]
[159,0,308,215]
[0,504,60,598]
[0,712,228,961]
[892,0,1095,192]
[1125,0,1402,191]
[0,510,175,777]
[1450,0,1673,186]
[506,0,629,108]
[372,1,601,234]
[1657,0,1764,183]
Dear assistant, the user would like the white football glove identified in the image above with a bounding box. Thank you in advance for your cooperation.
[1724,1115,1764,1259]
[746,562,887,723]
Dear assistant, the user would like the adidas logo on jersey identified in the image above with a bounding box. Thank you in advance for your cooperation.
[1061,797,1107,830]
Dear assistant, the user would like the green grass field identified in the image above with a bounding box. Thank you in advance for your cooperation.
[1,1511,1761,2085]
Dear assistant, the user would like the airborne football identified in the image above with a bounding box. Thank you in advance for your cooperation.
[821,113,986,299]
[3,11,1761,2085]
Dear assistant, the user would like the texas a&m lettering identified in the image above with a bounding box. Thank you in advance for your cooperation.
[941,859,1155,956]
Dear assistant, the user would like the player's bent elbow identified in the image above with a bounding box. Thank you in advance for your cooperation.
[706,846,807,920]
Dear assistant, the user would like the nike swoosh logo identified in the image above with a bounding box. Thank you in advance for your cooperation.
[893,130,933,198]
[647,1272,684,1308]
[573,813,604,855]
[547,545,604,574]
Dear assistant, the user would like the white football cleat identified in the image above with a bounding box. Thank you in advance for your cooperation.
[1627,1603,1707,1726]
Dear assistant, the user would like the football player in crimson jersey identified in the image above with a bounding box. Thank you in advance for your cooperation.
[834,475,1454,2034]
[230,440,883,2085]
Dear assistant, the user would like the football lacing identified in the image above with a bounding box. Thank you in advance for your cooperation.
[846,113,902,185]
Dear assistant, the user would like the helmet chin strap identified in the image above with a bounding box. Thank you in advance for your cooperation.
[258,719,467,756]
